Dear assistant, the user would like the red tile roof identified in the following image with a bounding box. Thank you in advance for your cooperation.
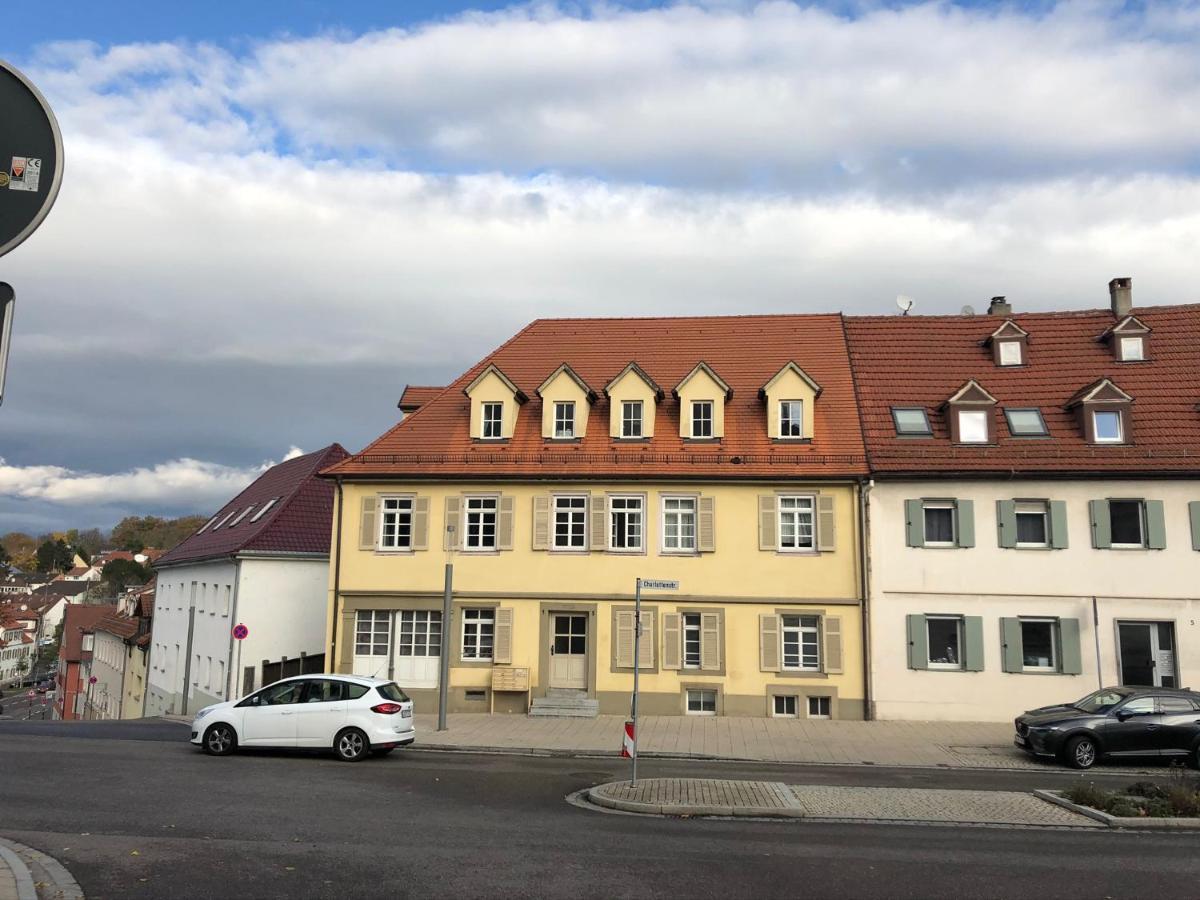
[60,604,118,662]
[845,303,1200,474]
[94,612,138,640]
[155,444,349,567]
[327,315,868,480]
[398,385,446,412]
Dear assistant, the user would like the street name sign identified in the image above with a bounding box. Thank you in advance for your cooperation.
[640,579,679,590]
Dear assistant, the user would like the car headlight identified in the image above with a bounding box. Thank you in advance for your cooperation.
[1030,724,1060,732]
[193,707,214,722]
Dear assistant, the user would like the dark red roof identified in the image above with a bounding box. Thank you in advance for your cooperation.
[155,444,349,567]
[60,604,118,662]
[398,385,446,412]
[327,315,867,480]
[845,303,1200,475]
[94,612,138,640]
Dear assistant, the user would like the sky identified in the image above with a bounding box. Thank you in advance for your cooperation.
[2,0,1199,536]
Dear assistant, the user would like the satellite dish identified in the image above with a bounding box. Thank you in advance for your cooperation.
[895,295,915,315]
[960,305,975,317]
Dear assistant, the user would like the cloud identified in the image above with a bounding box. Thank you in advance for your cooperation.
[0,448,304,509]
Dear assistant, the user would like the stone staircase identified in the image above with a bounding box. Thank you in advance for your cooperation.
[529,688,600,718]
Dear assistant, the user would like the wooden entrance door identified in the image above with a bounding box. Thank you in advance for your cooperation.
[550,614,587,689]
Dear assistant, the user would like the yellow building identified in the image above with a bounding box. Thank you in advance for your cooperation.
[323,314,870,718]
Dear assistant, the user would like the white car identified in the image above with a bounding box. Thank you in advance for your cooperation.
[189,674,415,762]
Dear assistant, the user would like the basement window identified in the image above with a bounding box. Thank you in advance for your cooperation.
[686,689,717,716]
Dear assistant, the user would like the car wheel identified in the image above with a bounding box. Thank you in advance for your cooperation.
[203,723,237,757]
[1064,735,1098,770]
[334,727,370,762]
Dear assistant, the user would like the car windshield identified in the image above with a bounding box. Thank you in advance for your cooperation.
[376,683,410,703]
[1073,689,1128,713]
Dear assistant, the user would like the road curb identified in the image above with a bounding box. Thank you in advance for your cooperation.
[1034,790,1200,830]
[586,782,806,819]
[0,837,84,900]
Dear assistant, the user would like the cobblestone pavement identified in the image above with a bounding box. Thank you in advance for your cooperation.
[789,785,1103,827]
[590,778,802,816]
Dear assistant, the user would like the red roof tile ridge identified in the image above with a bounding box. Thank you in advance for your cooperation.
[848,300,1200,323]
[528,311,844,326]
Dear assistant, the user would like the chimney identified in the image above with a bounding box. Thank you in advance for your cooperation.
[987,296,1012,316]
[1109,277,1132,318]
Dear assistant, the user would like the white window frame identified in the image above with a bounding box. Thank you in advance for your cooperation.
[682,613,702,669]
[685,688,717,716]
[551,495,588,551]
[806,696,832,719]
[781,614,821,672]
[957,409,989,443]
[398,610,443,658]
[1019,617,1059,673]
[779,400,803,438]
[463,496,499,551]
[998,341,1023,366]
[481,402,504,440]
[1093,410,1124,443]
[1014,500,1050,549]
[354,610,390,656]
[777,495,816,552]
[772,694,799,718]
[1108,498,1146,549]
[922,501,957,548]
[553,401,575,439]
[378,495,415,551]
[926,615,965,670]
[461,608,495,662]
[1119,336,1144,361]
[621,401,643,438]
[608,495,644,552]
[690,401,714,439]
[249,498,278,522]
[661,496,697,554]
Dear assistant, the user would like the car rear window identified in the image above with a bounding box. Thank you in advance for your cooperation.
[377,683,411,703]
[1159,696,1198,713]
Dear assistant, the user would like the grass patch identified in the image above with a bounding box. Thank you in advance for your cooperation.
[1063,766,1200,818]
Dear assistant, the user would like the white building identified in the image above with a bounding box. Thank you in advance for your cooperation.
[848,283,1200,721]
[146,444,347,717]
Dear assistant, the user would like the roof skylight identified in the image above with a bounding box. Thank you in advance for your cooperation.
[250,498,278,522]
[891,407,932,436]
[1005,408,1049,437]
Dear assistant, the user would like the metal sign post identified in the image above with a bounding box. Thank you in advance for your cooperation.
[628,578,679,786]
[232,624,249,699]
[438,523,456,732]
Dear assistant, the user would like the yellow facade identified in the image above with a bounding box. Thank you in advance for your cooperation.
[327,479,866,718]
[121,643,148,719]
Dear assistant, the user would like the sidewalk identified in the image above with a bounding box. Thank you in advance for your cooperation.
[0,838,83,900]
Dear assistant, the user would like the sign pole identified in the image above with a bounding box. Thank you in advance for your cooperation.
[631,577,641,785]
[438,558,453,732]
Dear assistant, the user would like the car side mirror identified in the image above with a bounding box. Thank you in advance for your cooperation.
[1116,710,1136,722]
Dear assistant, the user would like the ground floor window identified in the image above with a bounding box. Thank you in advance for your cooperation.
[807,696,831,719]
[399,610,442,657]
[781,615,820,671]
[355,610,390,656]
[1020,618,1058,672]
[926,616,963,669]
[461,608,495,661]
[686,689,717,716]
[772,695,798,718]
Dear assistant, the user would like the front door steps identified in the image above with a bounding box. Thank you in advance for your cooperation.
[529,688,599,718]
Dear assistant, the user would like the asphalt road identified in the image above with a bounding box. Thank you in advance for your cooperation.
[0,687,53,720]
[1,720,1198,900]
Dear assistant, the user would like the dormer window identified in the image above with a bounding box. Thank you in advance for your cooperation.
[691,401,714,438]
[622,401,643,438]
[1119,336,1144,361]
[606,363,662,440]
[553,401,575,439]
[943,379,997,445]
[537,364,594,440]
[482,402,503,439]
[779,401,803,438]
[986,319,1029,367]
[957,410,989,443]
[1065,378,1133,445]
[465,363,527,441]
[1100,315,1151,363]
[998,341,1023,366]
[1093,410,1123,443]
[760,361,821,443]
[675,362,731,440]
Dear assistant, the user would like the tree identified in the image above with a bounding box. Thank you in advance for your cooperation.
[35,539,74,574]
[1,532,38,573]
[102,558,150,591]
[111,514,207,553]
[0,543,9,577]
[64,528,105,560]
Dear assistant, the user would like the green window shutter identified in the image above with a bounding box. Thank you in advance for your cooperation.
[904,500,924,548]
[906,614,928,670]
[1190,502,1200,552]
[1059,618,1083,675]
[1049,500,1069,549]
[963,616,985,671]
[1089,500,1111,549]
[955,499,975,548]
[1000,617,1023,673]
[1145,500,1167,550]
[996,500,1017,549]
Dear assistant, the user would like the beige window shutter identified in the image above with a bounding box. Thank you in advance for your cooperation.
[443,496,462,551]
[590,495,607,551]
[661,612,681,670]
[700,611,721,671]
[410,496,430,551]
[359,495,379,550]
[614,610,635,668]
[697,496,716,552]
[823,615,843,674]
[532,495,550,550]
[636,610,655,669]
[759,613,780,672]
[758,495,776,551]
[497,495,515,550]
[817,494,837,552]
[493,607,513,664]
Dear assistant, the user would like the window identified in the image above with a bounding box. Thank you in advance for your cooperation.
[217,660,225,691]
[210,509,238,530]
[621,401,643,438]
[1109,500,1144,547]
[1020,619,1058,672]
[398,611,442,657]
[1005,408,1048,437]
[779,400,803,438]
[1119,696,1156,716]
[354,611,389,656]
[778,496,815,551]
[781,615,820,671]
[1093,410,1123,443]
[223,585,231,616]
[197,584,205,614]
[1119,336,1144,361]
[773,695,798,717]
[250,498,278,522]
[807,696,832,719]
[1015,501,1049,547]
[690,401,713,438]
[482,402,503,439]
[1160,696,1198,714]
[957,410,989,443]
[227,505,254,528]
[304,679,347,703]
[461,608,494,661]
[197,514,220,534]
[379,496,414,549]
[609,496,643,551]
[662,497,697,552]
[553,496,587,550]
[926,616,963,669]
[923,502,956,546]
[553,401,575,439]
[464,497,498,550]
[686,689,717,716]
[682,614,702,668]
[998,341,1023,366]
[892,408,932,436]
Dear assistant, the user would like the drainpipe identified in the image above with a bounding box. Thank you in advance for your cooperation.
[858,477,874,721]
[223,560,242,701]
[330,476,345,675]
[1092,596,1103,690]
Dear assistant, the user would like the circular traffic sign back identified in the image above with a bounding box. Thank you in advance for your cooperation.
[0,60,63,259]
[232,624,249,640]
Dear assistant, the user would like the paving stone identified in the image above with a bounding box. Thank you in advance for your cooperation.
[789,785,1103,827]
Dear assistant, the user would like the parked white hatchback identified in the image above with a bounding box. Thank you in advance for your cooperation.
[189,674,415,762]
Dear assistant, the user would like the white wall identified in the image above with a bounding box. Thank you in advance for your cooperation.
[89,630,127,720]
[236,557,330,690]
[868,479,1200,722]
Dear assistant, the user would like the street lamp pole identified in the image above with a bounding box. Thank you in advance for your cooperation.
[437,524,456,732]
